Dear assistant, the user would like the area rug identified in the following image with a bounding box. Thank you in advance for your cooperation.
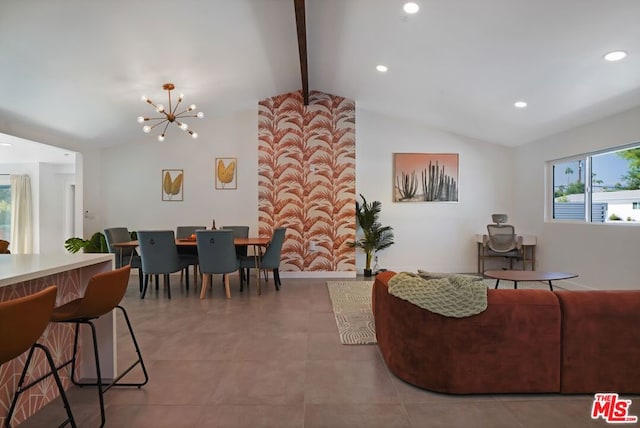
[326,281,377,345]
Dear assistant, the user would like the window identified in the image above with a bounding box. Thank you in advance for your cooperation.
[0,176,10,240]
[550,144,640,223]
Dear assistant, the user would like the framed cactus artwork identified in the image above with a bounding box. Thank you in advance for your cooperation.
[393,153,459,202]
[161,169,184,201]
[215,157,237,189]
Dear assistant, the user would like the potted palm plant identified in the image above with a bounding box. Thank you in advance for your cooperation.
[348,194,395,276]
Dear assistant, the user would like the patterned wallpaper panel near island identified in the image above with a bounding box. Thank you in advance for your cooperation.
[258,90,356,272]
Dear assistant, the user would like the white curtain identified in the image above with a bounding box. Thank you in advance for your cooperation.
[10,174,33,254]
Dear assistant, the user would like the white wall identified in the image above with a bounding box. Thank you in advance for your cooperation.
[513,106,640,290]
[92,106,515,275]
[39,164,75,254]
[96,108,260,235]
[355,109,515,273]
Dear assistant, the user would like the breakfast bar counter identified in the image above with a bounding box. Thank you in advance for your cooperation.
[0,253,114,426]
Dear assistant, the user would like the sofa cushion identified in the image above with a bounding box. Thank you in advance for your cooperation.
[556,290,640,393]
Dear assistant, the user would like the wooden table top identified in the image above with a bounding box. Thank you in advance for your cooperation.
[483,270,578,282]
[112,237,270,248]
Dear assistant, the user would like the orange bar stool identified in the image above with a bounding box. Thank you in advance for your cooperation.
[51,266,149,428]
[0,286,76,428]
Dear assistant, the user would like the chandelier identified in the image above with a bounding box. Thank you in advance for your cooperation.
[137,83,203,141]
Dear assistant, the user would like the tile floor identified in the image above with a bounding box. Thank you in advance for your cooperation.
[18,274,635,427]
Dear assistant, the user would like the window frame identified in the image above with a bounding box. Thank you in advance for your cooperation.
[547,142,640,225]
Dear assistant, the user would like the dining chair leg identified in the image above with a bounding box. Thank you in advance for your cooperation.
[273,268,281,290]
[224,273,231,299]
[200,272,210,299]
[138,268,143,293]
[164,274,171,299]
[141,275,149,299]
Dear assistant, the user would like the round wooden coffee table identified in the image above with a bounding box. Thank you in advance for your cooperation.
[483,270,578,291]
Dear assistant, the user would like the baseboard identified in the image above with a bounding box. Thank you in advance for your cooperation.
[279,271,357,279]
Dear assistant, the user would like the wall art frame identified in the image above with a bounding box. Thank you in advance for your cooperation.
[393,153,459,202]
[161,169,184,201]
[215,157,237,190]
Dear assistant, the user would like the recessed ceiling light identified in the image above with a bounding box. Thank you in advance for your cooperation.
[514,101,528,108]
[0,142,12,147]
[603,50,627,62]
[376,64,388,72]
[403,2,420,14]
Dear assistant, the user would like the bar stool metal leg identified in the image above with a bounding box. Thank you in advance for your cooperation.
[56,308,148,428]
[6,343,76,428]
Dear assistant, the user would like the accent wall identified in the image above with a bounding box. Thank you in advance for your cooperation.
[258,90,356,273]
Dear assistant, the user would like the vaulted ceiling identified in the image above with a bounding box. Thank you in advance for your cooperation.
[1,0,639,156]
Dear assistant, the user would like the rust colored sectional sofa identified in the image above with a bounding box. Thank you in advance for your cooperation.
[373,271,640,394]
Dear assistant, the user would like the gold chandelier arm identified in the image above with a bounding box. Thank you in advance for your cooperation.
[148,120,169,131]
[144,98,160,110]
[160,121,171,136]
[171,96,183,116]
[174,112,199,119]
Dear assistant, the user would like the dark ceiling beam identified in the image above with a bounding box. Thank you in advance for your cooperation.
[294,0,309,105]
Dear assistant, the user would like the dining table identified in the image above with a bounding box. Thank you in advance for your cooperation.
[112,236,271,294]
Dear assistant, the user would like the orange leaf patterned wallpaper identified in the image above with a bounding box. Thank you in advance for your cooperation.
[258,90,356,272]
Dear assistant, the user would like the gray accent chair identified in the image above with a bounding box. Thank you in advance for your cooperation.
[137,230,193,299]
[104,227,143,292]
[196,230,240,299]
[240,227,286,292]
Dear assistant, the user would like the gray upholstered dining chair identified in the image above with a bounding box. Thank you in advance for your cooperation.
[176,225,206,285]
[220,225,250,286]
[137,230,193,299]
[240,227,286,292]
[196,230,240,299]
[104,227,143,292]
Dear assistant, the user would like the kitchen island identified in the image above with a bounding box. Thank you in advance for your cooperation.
[0,253,114,426]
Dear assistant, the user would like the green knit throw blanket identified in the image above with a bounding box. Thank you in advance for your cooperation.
[387,272,488,318]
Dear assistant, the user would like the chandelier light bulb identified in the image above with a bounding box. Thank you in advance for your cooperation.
[137,116,145,123]
[191,132,198,139]
[141,95,147,102]
[189,104,196,111]
[158,134,165,142]
[179,93,184,101]
[156,104,164,112]
[197,112,204,118]
[180,123,189,131]
[143,125,151,133]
